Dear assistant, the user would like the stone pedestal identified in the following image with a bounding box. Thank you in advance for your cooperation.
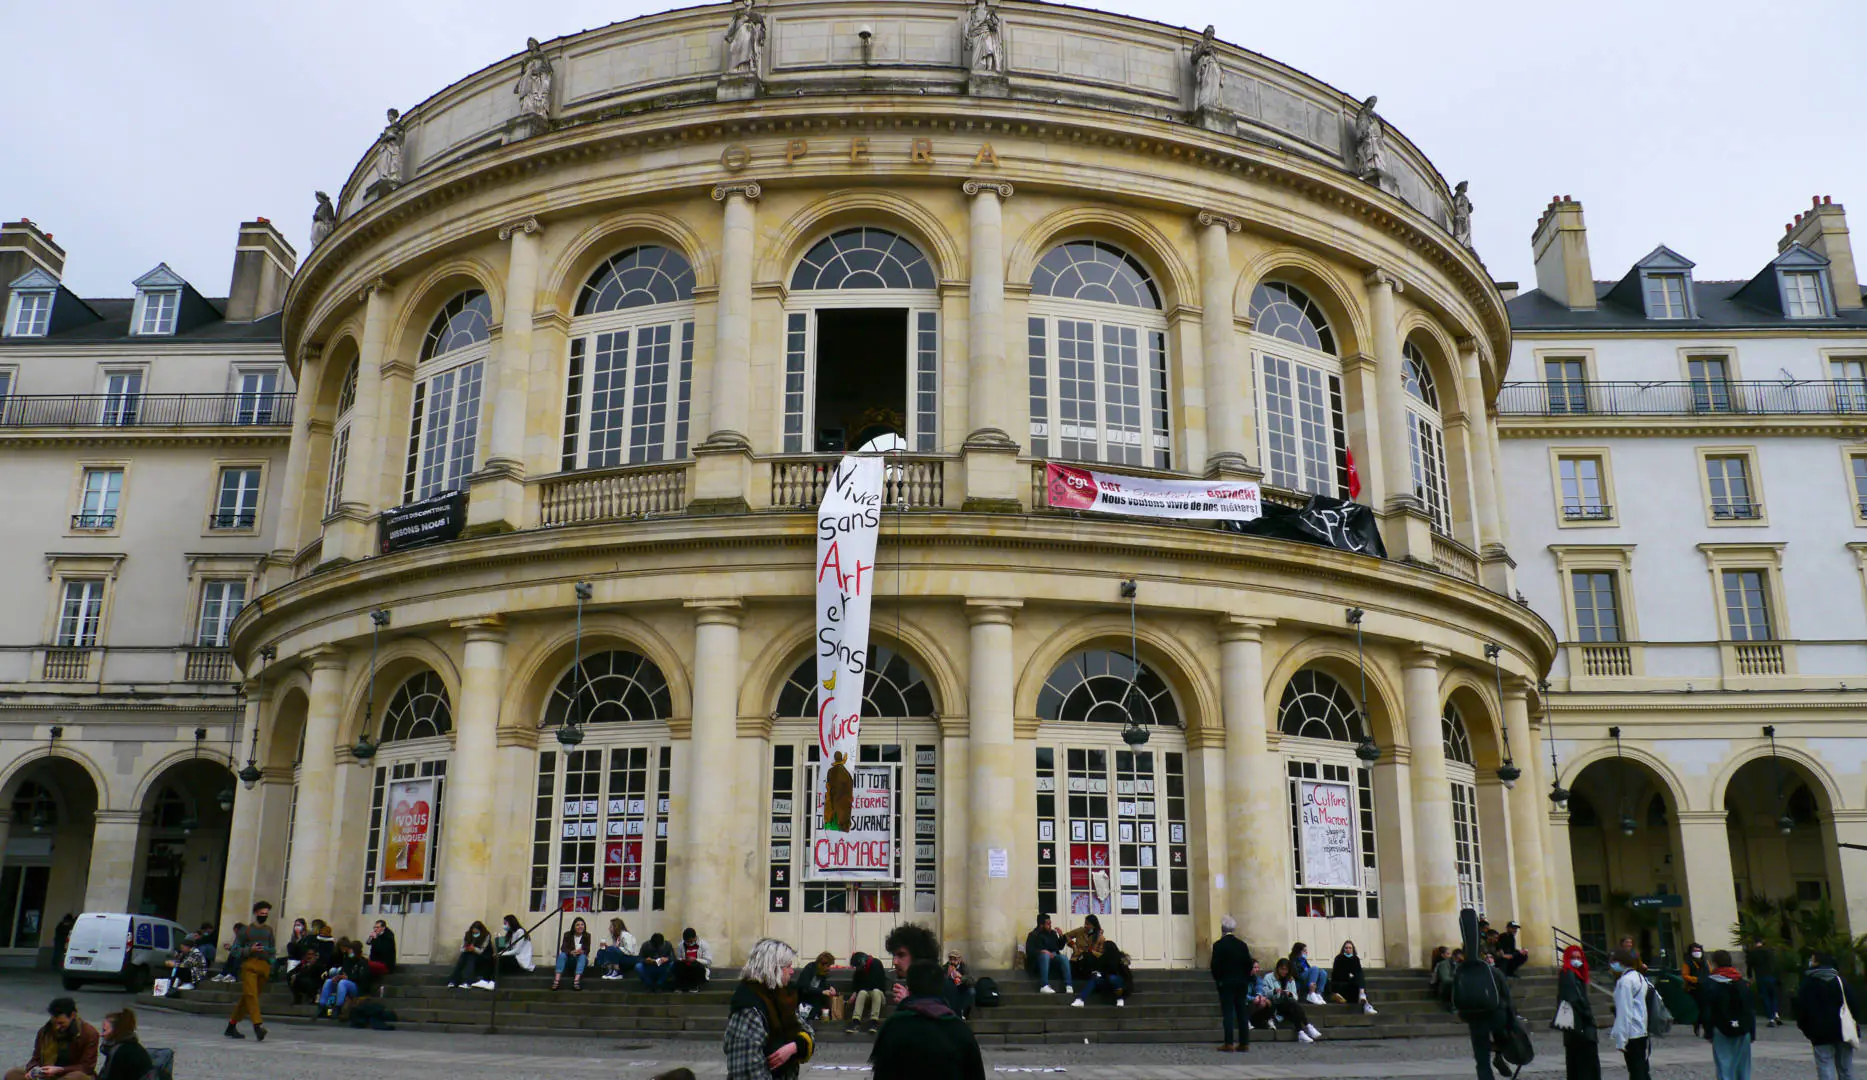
[967,72,1009,98]
[691,437,754,515]
[1385,499,1437,569]
[961,433,1022,513]
[464,465,526,537]
[321,508,378,565]
[1193,107,1237,136]
[717,73,761,101]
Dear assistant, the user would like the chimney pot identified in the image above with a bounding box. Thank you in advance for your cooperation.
[1825,196,1834,205]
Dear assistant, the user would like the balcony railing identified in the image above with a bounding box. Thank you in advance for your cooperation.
[1561,503,1614,522]
[1430,533,1480,584]
[770,455,946,509]
[209,510,259,530]
[1579,643,1634,678]
[183,648,234,683]
[0,393,295,429]
[538,460,690,526]
[1732,642,1786,676]
[1499,380,1867,417]
[43,648,92,681]
[1711,502,1763,521]
[70,512,117,530]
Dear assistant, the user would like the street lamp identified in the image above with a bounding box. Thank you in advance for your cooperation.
[1487,644,1520,788]
[239,644,276,791]
[354,609,391,765]
[1764,725,1794,836]
[1119,580,1149,747]
[557,583,594,748]
[1611,726,1636,836]
[1347,608,1378,763]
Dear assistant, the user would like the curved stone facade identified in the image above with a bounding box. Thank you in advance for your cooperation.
[229,0,1553,969]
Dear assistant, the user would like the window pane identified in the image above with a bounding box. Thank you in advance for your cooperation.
[1099,324,1142,466]
[1572,571,1621,643]
[57,580,104,646]
[1056,320,1097,462]
[197,580,247,647]
[1723,570,1773,641]
[628,323,673,464]
[1027,317,1049,458]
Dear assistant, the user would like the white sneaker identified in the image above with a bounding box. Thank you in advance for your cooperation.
[1362,1003,1377,1015]
[1064,985,1073,994]
[178,984,195,991]
[1115,999,1125,1008]
[472,980,495,990]
[1304,1024,1321,1039]
[1069,999,1084,1008]
[1306,992,1324,1005]
[1298,1031,1315,1044]
[1266,1018,1278,1030]
[1039,985,1055,994]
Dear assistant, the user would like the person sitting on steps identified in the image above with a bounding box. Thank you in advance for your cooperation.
[495,914,535,978]
[445,920,496,990]
[1024,913,1069,995]
[637,931,676,992]
[793,951,840,1023]
[1070,937,1130,1008]
[672,927,712,993]
[595,917,638,981]
[1329,940,1377,1015]
[1289,942,1329,1005]
[552,916,592,991]
[1256,959,1321,1043]
[1063,915,1105,990]
[845,951,887,1035]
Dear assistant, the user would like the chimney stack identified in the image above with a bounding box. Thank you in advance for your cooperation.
[0,219,67,318]
[1781,196,1861,310]
[1531,196,1595,310]
[224,218,297,322]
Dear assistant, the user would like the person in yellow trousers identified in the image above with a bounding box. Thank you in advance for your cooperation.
[224,900,277,1041]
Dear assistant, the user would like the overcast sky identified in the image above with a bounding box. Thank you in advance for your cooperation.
[5,0,1864,298]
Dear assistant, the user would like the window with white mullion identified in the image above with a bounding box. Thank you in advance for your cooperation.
[1783,271,1826,318]
[626,324,673,464]
[11,292,51,337]
[782,314,809,453]
[1409,415,1452,536]
[325,424,350,518]
[1029,312,1168,468]
[1259,352,1343,496]
[196,580,247,647]
[777,298,941,455]
[56,579,105,647]
[405,290,491,502]
[214,467,262,529]
[914,312,938,452]
[137,290,178,335]
[562,315,695,468]
[78,468,123,528]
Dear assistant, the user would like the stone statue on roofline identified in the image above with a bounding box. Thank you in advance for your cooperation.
[310,192,336,248]
[513,37,554,130]
[370,108,405,194]
[1450,180,1474,249]
[966,0,1003,74]
[1191,25,1224,113]
[724,0,766,76]
[1352,95,1387,182]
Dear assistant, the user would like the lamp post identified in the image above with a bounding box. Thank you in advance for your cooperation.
[1541,677,1569,808]
[1118,580,1149,747]
[1610,726,1636,837]
[353,610,390,765]
[1764,725,1793,836]
[557,583,594,748]
[1346,608,1379,763]
[1487,643,1521,789]
[238,644,275,790]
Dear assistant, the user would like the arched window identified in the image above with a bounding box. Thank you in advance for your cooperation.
[1276,668,1363,741]
[1403,338,1452,537]
[1250,281,1347,497]
[11,781,56,829]
[1443,703,1484,910]
[1037,649,1180,727]
[1441,703,1474,766]
[406,290,491,502]
[544,649,674,727]
[563,246,698,469]
[379,671,453,742]
[776,645,936,718]
[782,228,940,454]
[325,358,359,518]
[1027,241,1171,469]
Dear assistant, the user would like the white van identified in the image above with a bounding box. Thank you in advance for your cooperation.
[61,912,191,991]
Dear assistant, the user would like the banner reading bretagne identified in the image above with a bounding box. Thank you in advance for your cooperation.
[812,455,884,878]
[1045,462,1263,521]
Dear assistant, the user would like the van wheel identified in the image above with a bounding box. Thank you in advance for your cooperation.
[125,965,149,992]
[62,977,83,991]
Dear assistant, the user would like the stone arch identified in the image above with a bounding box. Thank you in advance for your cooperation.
[743,615,963,723]
[1009,205,1195,314]
[1397,314,1466,421]
[1559,742,1692,814]
[540,211,715,314]
[336,637,462,746]
[386,256,506,366]
[1234,247,1370,360]
[313,332,362,417]
[503,613,695,733]
[129,748,240,810]
[1262,635,1403,748]
[265,678,313,771]
[1708,742,1848,815]
[759,190,963,287]
[1015,616,1216,741]
[0,746,110,809]
[1439,668,1505,770]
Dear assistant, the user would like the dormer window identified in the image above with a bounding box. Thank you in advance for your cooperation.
[1607,245,1698,321]
[1782,270,1827,318]
[136,290,178,335]
[8,291,51,337]
[1644,273,1688,318]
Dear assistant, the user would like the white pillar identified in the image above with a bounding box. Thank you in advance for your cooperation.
[695,184,760,513]
[488,220,540,471]
[1502,683,1551,961]
[436,619,507,936]
[284,648,346,921]
[219,690,268,935]
[1366,271,1409,504]
[1404,648,1460,963]
[269,351,322,582]
[967,600,1020,966]
[328,281,395,562]
[682,601,742,941]
[1458,340,1502,550]
[1198,212,1249,476]
[84,811,143,914]
[1219,617,1287,950]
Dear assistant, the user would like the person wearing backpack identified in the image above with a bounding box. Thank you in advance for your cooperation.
[1700,950,1754,1080]
[1609,949,1652,1080]
[1453,908,1517,1079]
[1554,944,1599,1080]
[1796,951,1862,1080]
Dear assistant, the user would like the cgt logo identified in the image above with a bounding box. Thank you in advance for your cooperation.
[1047,464,1098,511]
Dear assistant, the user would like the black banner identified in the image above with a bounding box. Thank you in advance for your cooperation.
[378,490,467,554]
[1220,494,1386,558]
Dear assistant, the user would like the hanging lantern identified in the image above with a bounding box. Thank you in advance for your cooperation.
[216,787,236,813]
[1777,814,1795,836]
[1763,725,1793,839]
[1354,736,1380,764]
[1548,783,1571,809]
[29,810,51,834]
[1118,580,1149,746]
[179,814,199,835]
[1610,725,1635,838]
[1497,762,1521,789]
[352,734,378,763]
[358,610,390,767]
[238,760,264,789]
[1619,813,1637,837]
[558,583,595,748]
[1487,643,1520,788]
[1345,608,1377,763]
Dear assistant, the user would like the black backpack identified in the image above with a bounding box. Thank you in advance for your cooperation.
[141,1048,175,1080]
[974,976,1002,1007]
[1452,909,1502,1022]
[1704,979,1745,1038]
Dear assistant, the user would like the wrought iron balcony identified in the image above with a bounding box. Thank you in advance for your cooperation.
[0,393,294,429]
[209,510,259,530]
[1499,380,1867,417]
[1711,501,1763,521]
[1561,503,1614,521]
[71,512,117,530]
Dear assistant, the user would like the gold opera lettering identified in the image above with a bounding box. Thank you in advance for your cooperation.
[720,139,998,171]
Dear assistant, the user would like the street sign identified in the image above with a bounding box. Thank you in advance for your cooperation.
[1628,893,1684,910]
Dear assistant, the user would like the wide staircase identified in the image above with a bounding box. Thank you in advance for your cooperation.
[140,965,1580,1044]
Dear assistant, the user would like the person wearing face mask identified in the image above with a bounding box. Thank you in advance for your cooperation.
[1288,943,1329,1005]
[1682,942,1707,1037]
[224,900,276,1042]
[1608,949,1652,1080]
[1554,944,1599,1080]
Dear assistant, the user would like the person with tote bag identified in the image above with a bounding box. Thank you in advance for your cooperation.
[1553,944,1599,1080]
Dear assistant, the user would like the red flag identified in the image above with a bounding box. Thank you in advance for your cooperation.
[1345,447,1362,500]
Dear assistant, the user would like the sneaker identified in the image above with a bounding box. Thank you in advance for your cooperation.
[845,1026,859,1035]
[1297,1031,1315,1044]
[1304,1024,1321,1040]
[1363,1003,1377,1015]
[866,1021,879,1034]
[472,979,495,990]
[1115,998,1125,1007]
[1039,985,1055,994]
[1070,998,1085,1008]
[1306,992,1324,1005]
[178,983,195,991]
[1064,985,1073,994]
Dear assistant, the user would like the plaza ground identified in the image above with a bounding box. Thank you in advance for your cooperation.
[0,971,1832,1078]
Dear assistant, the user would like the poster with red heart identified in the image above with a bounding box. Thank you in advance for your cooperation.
[383,777,436,884]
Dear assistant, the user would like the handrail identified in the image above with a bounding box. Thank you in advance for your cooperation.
[0,392,295,429]
[1551,926,1618,993]
[1499,379,1867,417]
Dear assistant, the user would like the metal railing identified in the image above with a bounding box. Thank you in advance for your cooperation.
[1499,379,1867,417]
[1711,502,1763,521]
[70,512,116,530]
[209,510,258,530]
[1552,927,1620,993]
[0,393,295,428]
[771,454,946,509]
[1561,504,1614,522]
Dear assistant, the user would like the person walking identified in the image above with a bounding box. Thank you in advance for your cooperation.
[5,997,98,1080]
[870,958,986,1080]
[1797,951,1862,1080]
[1555,944,1599,1080]
[1452,909,1513,1080]
[846,951,887,1035]
[1209,915,1254,1053]
[91,1010,152,1080]
[1609,949,1652,1080]
[1024,914,1069,994]
[1747,938,1781,1028]
[1701,949,1755,1080]
[225,899,276,1042]
[724,938,814,1080]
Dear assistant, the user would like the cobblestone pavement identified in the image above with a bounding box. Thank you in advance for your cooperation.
[0,972,1825,1078]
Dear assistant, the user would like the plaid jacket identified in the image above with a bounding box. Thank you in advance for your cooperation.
[724,1006,771,1080]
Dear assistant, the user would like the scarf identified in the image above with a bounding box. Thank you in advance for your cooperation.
[1561,944,1590,985]
[1712,966,1744,981]
[730,980,812,1065]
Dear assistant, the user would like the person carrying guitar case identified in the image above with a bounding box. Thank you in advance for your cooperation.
[1452,908,1533,1078]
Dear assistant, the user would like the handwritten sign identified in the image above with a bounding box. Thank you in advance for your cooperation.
[1298,780,1355,890]
[814,455,883,865]
[807,765,896,882]
[1045,463,1262,521]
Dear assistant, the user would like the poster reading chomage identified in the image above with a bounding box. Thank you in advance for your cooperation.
[383,777,437,884]
[807,763,896,881]
[1297,780,1355,890]
[812,454,885,878]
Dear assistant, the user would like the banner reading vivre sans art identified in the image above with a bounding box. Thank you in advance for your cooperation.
[811,455,884,879]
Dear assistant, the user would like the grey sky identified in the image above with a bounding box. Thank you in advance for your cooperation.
[5,0,1863,300]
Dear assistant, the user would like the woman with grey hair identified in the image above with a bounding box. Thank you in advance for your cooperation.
[725,938,815,1080]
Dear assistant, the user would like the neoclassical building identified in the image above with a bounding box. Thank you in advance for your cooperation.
[217,0,1555,969]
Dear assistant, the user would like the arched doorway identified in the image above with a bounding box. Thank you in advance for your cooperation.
[1032,648,1192,965]
[1441,705,1486,915]
[134,758,236,927]
[359,670,453,958]
[766,643,941,960]
[1,760,99,964]
[1277,668,1385,965]
[1725,756,1838,915]
[1566,757,1685,965]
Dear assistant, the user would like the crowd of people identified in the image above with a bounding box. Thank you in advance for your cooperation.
[6,999,153,1080]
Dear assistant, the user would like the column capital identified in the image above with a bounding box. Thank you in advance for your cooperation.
[1403,644,1449,669]
[300,342,324,364]
[452,615,508,642]
[686,598,745,626]
[1454,335,1481,358]
[497,216,542,241]
[711,181,763,202]
[304,645,348,672]
[1500,679,1530,703]
[1196,209,1243,233]
[1216,614,1273,642]
[93,809,144,827]
[1363,268,1405,294]
[1675,810,1728,827]
[963,178,1014,199]
[358,276,394,303]
[965,598,1022,626]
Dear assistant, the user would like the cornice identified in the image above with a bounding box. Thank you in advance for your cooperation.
[0,430,291,448]
[1498,414,1867,439]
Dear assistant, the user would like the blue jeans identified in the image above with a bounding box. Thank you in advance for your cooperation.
[637,959,673,991]
[1074,972,1125,1003]
[1711,1031,1752,1080]
[1032,950,1067,990]
[318,977,357,1008]
[556,953,587,977]
[1303,968,1329,997]
[1756,976,1780,1019]
[1815,1043,1856,1080]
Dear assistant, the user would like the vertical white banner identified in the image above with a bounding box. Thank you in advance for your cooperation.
[815,455,884,863]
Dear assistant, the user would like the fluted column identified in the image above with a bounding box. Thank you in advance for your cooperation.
[967,599,1020,965]
[328,280,395,562]
[682,600,742,940]
[468,219,542,533]
[1502,682,1550,961]
[693,184,760,513]
[1219,616,1286,949]
[1198,212,1251,477]
[1404,648,1460,964]
[84,811,143,913]
[436,619,507,938]
[962,180,1021,511]
[284,648,347,921]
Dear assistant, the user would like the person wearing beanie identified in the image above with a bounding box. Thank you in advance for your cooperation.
[94,1010,153,1080]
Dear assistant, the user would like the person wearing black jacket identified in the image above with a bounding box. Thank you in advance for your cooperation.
[1555,944,1599,1080]
[1796,951,1861,1079]
[637,931,677,993]
[1024,914,1068,994]
[553,917,593,991]
[93,1010,153,1080]
[367,920,397,974]
[1747,939,1781,1027]
[1330,941,1376,1014]
[1701,950,1754,1080]
[1210,915,1254,1052]
[794,952,839,1022]
[870,960,986,1080]
[846,952,888,1035]
[445,921,496,989]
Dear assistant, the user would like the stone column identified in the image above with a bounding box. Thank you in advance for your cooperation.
[682,600,742,941]
[1677,810,1740,951]
[327,280,395,563]
[693,184,760,514]
[284,648,347,920]
[469,219,541,534]
[967,599,1020,965]
[436,619,507,938]
[1367,270,1432,562]
[962,179,1021,512]
[1458,340,1501,550]
[268,350,322,586]
[1218,617,1287,949]
[1403,648,1460,963]
[84,811,144,914]
[1831,811,1867,941]
[1198,212,1251,478]
[1501,683,1550,961]
[218,690,268,934]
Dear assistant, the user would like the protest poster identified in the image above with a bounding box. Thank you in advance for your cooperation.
[806,763,896,881]
[1297,779,1355,889]
[1045,462,1262,521]
[814,455,883,871]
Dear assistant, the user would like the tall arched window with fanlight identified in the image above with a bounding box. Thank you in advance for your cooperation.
[1026,241,1171,469]
[1404,338,1453,536]
[1442,703,1485,912]
[1278,667,1384,963]
[1250,281,1348,496]
[325,358,358,518]
[561,246,697,469]
[405,291,492,502]
[359,669,454,957]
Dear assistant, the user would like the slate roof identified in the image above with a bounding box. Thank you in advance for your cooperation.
[0,296,282,346]
[1508,279,1867,332]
